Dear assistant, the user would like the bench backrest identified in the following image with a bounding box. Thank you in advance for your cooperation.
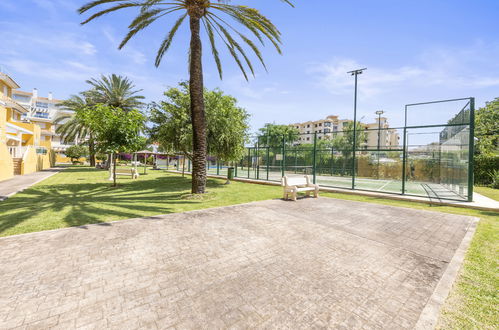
[282,175,311,187]
[115,169,135,174]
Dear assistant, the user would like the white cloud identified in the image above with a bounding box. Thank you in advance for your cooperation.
[6,59,99,81]
[310,45,499,98]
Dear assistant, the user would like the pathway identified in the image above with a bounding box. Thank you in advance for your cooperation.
[0,198,477,329]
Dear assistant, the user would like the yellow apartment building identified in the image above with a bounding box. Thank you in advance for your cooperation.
[0,72,72,182]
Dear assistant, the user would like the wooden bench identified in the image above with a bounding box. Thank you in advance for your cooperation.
[281,175,319,201]
[113,168,139,179]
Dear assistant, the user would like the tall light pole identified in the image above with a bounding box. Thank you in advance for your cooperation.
[375,110,384,179]
[347,68,366,189]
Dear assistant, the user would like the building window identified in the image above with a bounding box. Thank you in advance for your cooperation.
[318,130,322,133]
[314,124,317,127]
[343,122,349,127]
[318,137,322,140]
[324,128,331,133]
[333,126,338,132]
[36,102,49,108]
[324,122,331,127]
[306,137,310,141]
[34,112,49,119]
[307,124,310,128]
[307,131,310,134]
[319,123,322,127]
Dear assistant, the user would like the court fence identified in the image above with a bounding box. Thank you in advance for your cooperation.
[179,98,475,202]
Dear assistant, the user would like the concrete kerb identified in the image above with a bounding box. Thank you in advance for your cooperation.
[169,171,499,212]
[415,216,480,329]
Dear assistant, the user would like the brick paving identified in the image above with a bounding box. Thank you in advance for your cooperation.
[0,198,475,329]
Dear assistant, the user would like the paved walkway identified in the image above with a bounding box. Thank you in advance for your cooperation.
[0,198,477,329]
[0,168,63,201]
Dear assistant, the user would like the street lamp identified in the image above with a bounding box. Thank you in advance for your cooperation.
[375,110,384,179]
[347,68,366,189]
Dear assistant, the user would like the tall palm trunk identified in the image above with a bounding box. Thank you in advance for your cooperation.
[189,15,207,194]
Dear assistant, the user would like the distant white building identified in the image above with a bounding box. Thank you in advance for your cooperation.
[12,89,75,153]
[290,115,400,148]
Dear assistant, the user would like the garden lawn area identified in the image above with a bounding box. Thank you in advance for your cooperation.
[0,166,280,237]
[475,185,499,201]
[320,191,498,329]
[0,167,496,329]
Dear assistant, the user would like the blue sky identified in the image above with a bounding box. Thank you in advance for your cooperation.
[1,0,498,132]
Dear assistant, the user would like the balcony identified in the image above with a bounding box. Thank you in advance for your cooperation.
[0,95,29,114]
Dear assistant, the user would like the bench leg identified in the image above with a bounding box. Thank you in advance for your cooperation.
[292,190,297,201]
[314,189,319,198]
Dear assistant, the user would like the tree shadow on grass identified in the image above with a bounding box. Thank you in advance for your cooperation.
[0,172,226,235]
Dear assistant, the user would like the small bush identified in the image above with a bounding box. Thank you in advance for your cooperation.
[474,155,499,186]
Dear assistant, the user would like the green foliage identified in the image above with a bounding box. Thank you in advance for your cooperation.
[257,123,300,147]
[475,98,499,156]
[85,74,145,111]
[64,145,88,163]
[95,152,107,161]
[149,82,250,161]
[78,1,293,78]
[80,104,145,154]
[331,121,367,158]
[474,155,499,186]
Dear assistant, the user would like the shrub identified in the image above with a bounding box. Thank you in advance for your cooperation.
[65,145,88,163]
[474,155,499,186]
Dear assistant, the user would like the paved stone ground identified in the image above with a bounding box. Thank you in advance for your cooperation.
[0,168,63,201]
[0,198,475,329]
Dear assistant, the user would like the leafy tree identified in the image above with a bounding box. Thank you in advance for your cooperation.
[79,104,145,186]
[79,0,294,194]
[475,98,499,156]
[56,75,145,167]
[149,82,250,165]
[331,121,367,175]
[257,123,300,147]
[64,145,88,164]
[55,95,97,166]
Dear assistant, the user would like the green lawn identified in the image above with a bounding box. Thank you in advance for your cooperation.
[0,167,496,328]
[0,166,280,237]
[475,186,499,201]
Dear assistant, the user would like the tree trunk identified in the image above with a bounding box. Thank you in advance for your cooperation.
[105,152,112,170]
[188,15,207,194]
[113,153,117,187]
[182,155,186,177]
[88,136,96,167]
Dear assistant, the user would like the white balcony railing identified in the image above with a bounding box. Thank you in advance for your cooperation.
[8,146,28,159]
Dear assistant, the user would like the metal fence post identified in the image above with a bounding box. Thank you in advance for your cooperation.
[313,132,317,183]
[468,97,475,202]
[266,135,270,181]
[247,147,250,179]
[402,105,408,194]
[352,124,356,189]
[256,141,260,180]
[331,146,334,176]
[217,159,220,175]
[281,135,286,178]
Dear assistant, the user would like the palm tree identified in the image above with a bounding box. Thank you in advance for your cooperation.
[55,95,97,166]
[79,0,293,194]
[86,74,145,111]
